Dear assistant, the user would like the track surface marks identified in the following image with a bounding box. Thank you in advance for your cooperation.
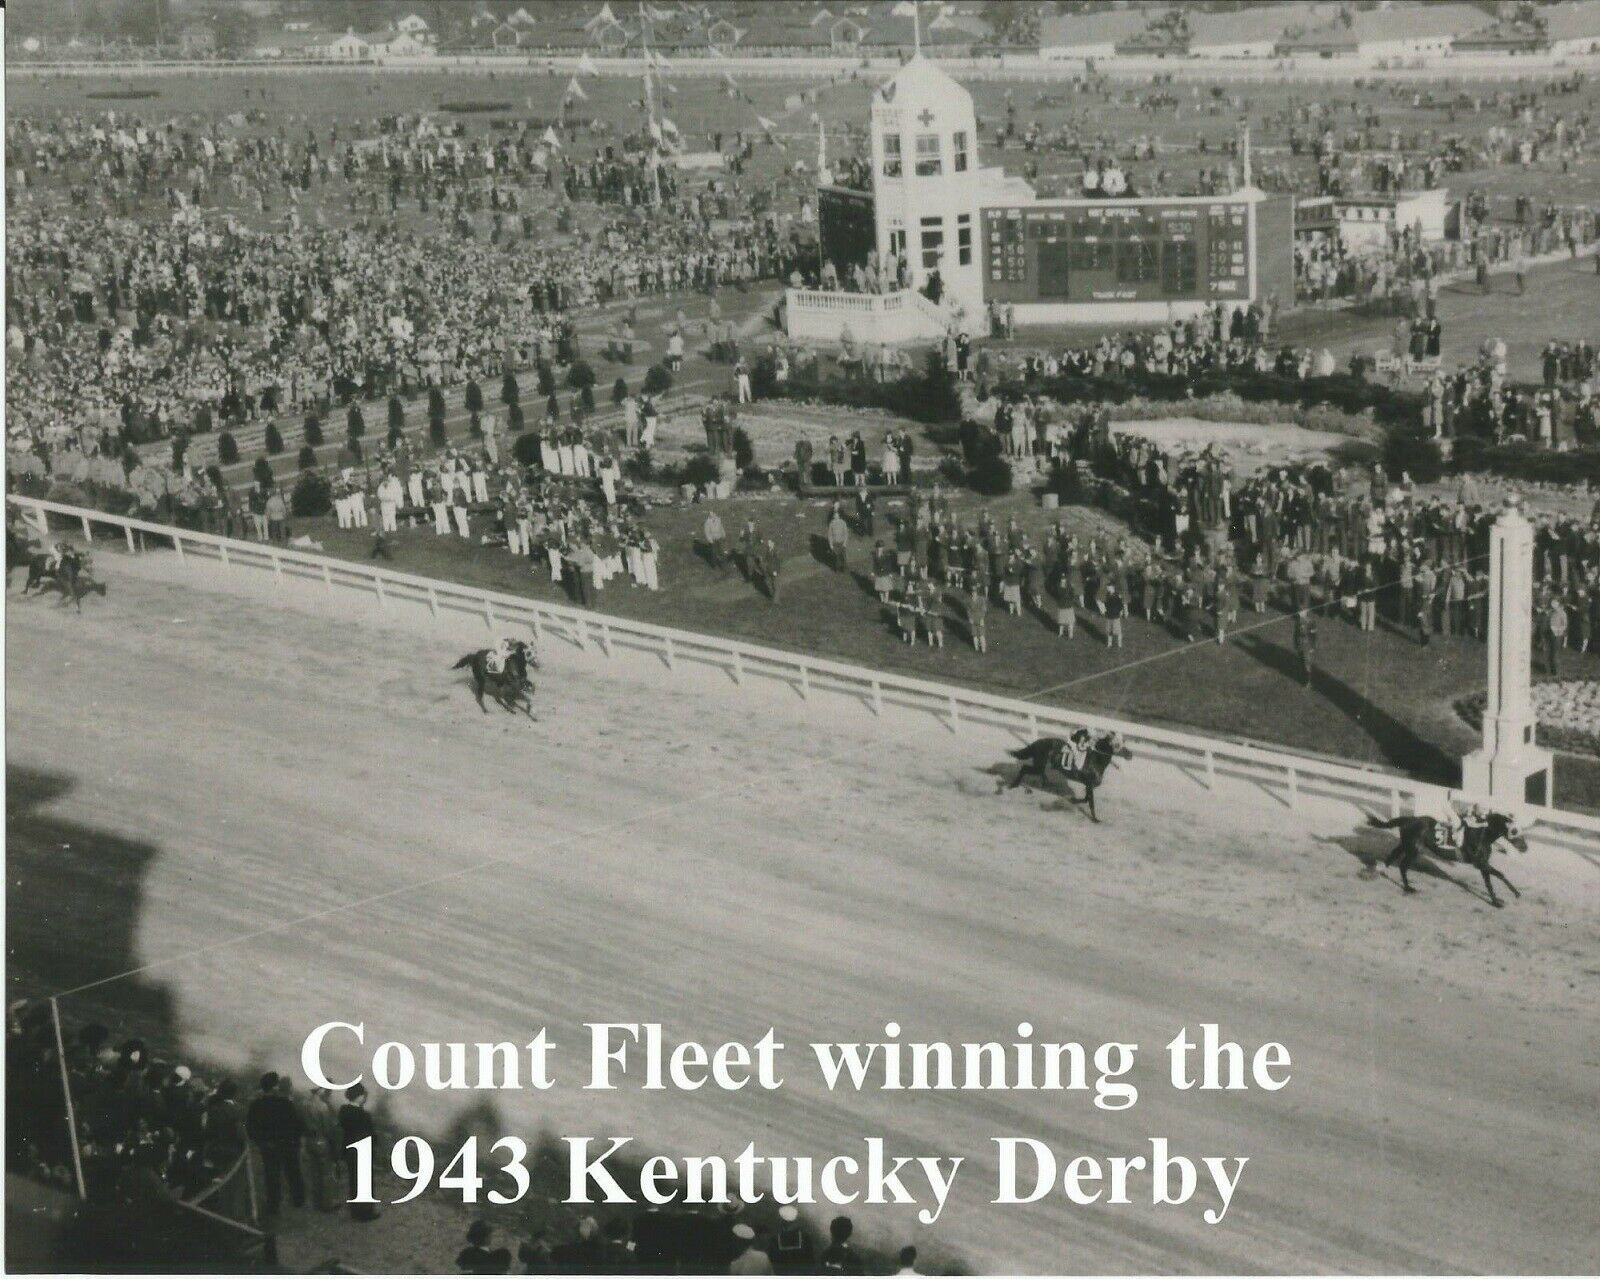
[6,566,1599,1274]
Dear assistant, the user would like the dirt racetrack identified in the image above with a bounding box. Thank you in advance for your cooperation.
[7,549,1600,1274]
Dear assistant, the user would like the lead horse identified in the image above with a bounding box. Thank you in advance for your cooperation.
[453,640,539,716]
[1005,732,1132,823]
[1367,812,1528,906]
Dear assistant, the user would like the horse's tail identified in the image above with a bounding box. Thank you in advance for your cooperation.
[1008,747,1031,760]
[1366,816,1408,830]
[451,654,476,671]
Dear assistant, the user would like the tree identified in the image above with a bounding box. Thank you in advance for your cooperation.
[304,414,324,447]
[643,363,673,397]
[290,470,333,518]
[298,445,318,471]
[613,377,629,405]
[217,432,239,465]
[253,457,274,489]
[264,423,285,454]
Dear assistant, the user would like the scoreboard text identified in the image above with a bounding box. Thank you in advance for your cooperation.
[982,201,1252,305]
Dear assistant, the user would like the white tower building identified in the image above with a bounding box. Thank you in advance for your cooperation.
[1461,497,1553,805]
[869,56,986,327]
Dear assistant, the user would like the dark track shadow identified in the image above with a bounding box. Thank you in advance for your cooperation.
[1234,633,1457,783]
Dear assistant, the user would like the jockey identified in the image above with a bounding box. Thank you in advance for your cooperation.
[1431,800,1473,852]
[1459,803,1491,848]
[1061,727,1094,773]
[46,541,71,574]
[485,637,515,676]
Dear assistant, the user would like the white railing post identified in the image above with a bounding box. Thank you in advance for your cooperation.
[427,586,438,616]
[799,664,810,700]
[374,577,386,608]
[322,564,333,592]
[271,551,282,586]
[219,544,230,568]
[664,635,675,669]
[1205,749,1216,790]
[600,621,611,657]
[81,515,94,542]
[871,679,882,716]
[485,600,495,630]
[1287,767,1299,810]
[949,695,960,732]
[125,526,137,554]
[732,648,743,684]
[174,535,185,562]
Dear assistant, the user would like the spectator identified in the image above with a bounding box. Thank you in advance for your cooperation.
[244,1070,306,1217]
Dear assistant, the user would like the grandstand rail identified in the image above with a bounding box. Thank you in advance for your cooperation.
[14,493,1600,854]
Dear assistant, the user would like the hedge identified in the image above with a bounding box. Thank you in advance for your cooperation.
[217,431,239,465]
[752,351,962,425]
[1451,438,1600,486]
[290,471,332,518]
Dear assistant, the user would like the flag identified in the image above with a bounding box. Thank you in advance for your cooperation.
[543,126,562,148]
[756,115,777,133]
[577,52,598,75]
[660,116,680,137]
[565,77,588,101]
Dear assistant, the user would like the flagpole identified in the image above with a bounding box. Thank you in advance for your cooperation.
[641,2,662,207]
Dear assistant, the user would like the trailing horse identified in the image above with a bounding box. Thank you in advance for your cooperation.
[19,544,98,614]
[1005,732,1132,823]
[453,640,538,717]
[1367,812,1529,906]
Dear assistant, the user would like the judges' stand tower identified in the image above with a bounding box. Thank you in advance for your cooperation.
[787,55,1032,347]
[1461,497,1554,806]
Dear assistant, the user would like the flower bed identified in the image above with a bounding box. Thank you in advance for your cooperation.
[1455,680,1600,757]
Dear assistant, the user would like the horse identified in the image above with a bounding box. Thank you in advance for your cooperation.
[452,640,538,716]
[6,523,36,580]
[1366,812,1529,906]
[1005,732,1132,823]
[20,545,95,613]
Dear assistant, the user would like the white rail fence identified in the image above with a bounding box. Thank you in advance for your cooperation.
[13,494,1600,853]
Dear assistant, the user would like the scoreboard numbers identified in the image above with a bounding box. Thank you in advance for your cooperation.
[981,201,1252,305]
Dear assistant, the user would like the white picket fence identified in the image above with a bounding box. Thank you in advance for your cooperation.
[13,493,1600,852]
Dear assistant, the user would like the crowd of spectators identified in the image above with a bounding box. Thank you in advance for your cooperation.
[4,108,813,466]
[9,1003,936,1275]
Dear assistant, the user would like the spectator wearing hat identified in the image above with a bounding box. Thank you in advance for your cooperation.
[772,1205,813,1275]
[337,1083,379,1222]
[896,1245,923,1275]
[820,1215,864,1275]
[730,1221,774,1275]
[456,1220,512,1275]
[245,1071,306,1216]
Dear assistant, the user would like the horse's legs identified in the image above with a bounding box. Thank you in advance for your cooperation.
[1007,760,1037,790]
[472,671,488,713]
[1485,864,1519,903]
[1085,783,1098,823]
[1397,847,1417,893]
